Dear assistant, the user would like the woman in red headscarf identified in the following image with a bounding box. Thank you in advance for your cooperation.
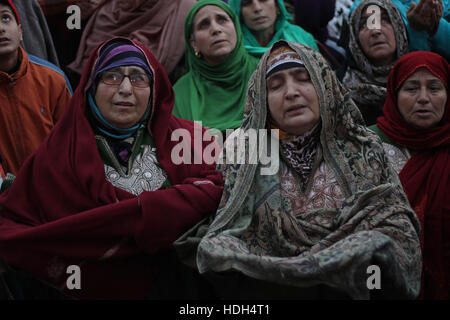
[370,51,449,299]
[0,37,223,299]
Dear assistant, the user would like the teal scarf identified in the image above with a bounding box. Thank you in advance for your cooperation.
[228,0,319,57]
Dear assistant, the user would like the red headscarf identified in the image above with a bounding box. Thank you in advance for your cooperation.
[0,38,223,299]
[377,51,450,299]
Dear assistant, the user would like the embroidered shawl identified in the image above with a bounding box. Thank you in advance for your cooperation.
[0,37,223,299]
[175,40,421,299]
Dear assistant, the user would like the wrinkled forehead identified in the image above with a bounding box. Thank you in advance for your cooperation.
[193,5,230,25]
[398,66,447,89]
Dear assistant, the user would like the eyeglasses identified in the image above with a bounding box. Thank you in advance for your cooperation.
[100,71,151,88]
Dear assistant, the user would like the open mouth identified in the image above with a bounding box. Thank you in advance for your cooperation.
[0,38,9,43]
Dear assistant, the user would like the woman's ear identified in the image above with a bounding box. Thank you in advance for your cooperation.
[18,24,23,42]
[189,37,201,57]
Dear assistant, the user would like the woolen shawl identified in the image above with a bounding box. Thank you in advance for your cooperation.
[176,41,421,299]
[11,0,60,66]
[172,0,259,132]
[228,0,319,57]
[0,37,223,299]
[342,0,409,124]
[67,0,195,76]
[376,51,450,299]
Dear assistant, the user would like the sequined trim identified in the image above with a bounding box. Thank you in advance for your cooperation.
[104,145,167,195]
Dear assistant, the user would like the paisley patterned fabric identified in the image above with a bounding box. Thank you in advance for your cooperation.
[381,142,410,174]
[280,160,346,214]
[175,40,421,299]
[342,0,409,125]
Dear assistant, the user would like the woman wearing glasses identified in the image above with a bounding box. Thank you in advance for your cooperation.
[0,38,223,299]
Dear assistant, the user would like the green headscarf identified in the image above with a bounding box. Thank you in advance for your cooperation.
[228,0,319,57]
[172,0,259,132]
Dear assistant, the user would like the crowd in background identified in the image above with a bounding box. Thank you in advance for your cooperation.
[0,0,448,300]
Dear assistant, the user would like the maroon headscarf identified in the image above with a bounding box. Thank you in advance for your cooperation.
[377,51,450,299]
[0,37,223,299]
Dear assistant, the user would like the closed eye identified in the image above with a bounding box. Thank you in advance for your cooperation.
[429,86,443,92]
[269,84,281,90]
[296,74,311,82]
[268,79,282,91]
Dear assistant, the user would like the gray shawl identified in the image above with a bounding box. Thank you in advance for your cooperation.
[342,0,408,125]
[176,41,421,299]
[12,0,59,66]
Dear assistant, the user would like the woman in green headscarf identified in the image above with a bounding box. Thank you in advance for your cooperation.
[172,0,259,133]
[228,0,318,57]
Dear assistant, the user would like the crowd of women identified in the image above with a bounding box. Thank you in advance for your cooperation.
[0,0,448,300]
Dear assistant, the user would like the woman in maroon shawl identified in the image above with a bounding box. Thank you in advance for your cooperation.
[67,0,195,83]
[0,37,223,299]
[369,51,449,299]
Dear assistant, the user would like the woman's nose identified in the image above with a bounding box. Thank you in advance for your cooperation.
[118,76,133,94]
[253,1,262,12]
[285,80,300,99]
[417,87,431,104]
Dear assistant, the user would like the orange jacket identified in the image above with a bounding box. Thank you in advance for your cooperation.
[0,47,72,174]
